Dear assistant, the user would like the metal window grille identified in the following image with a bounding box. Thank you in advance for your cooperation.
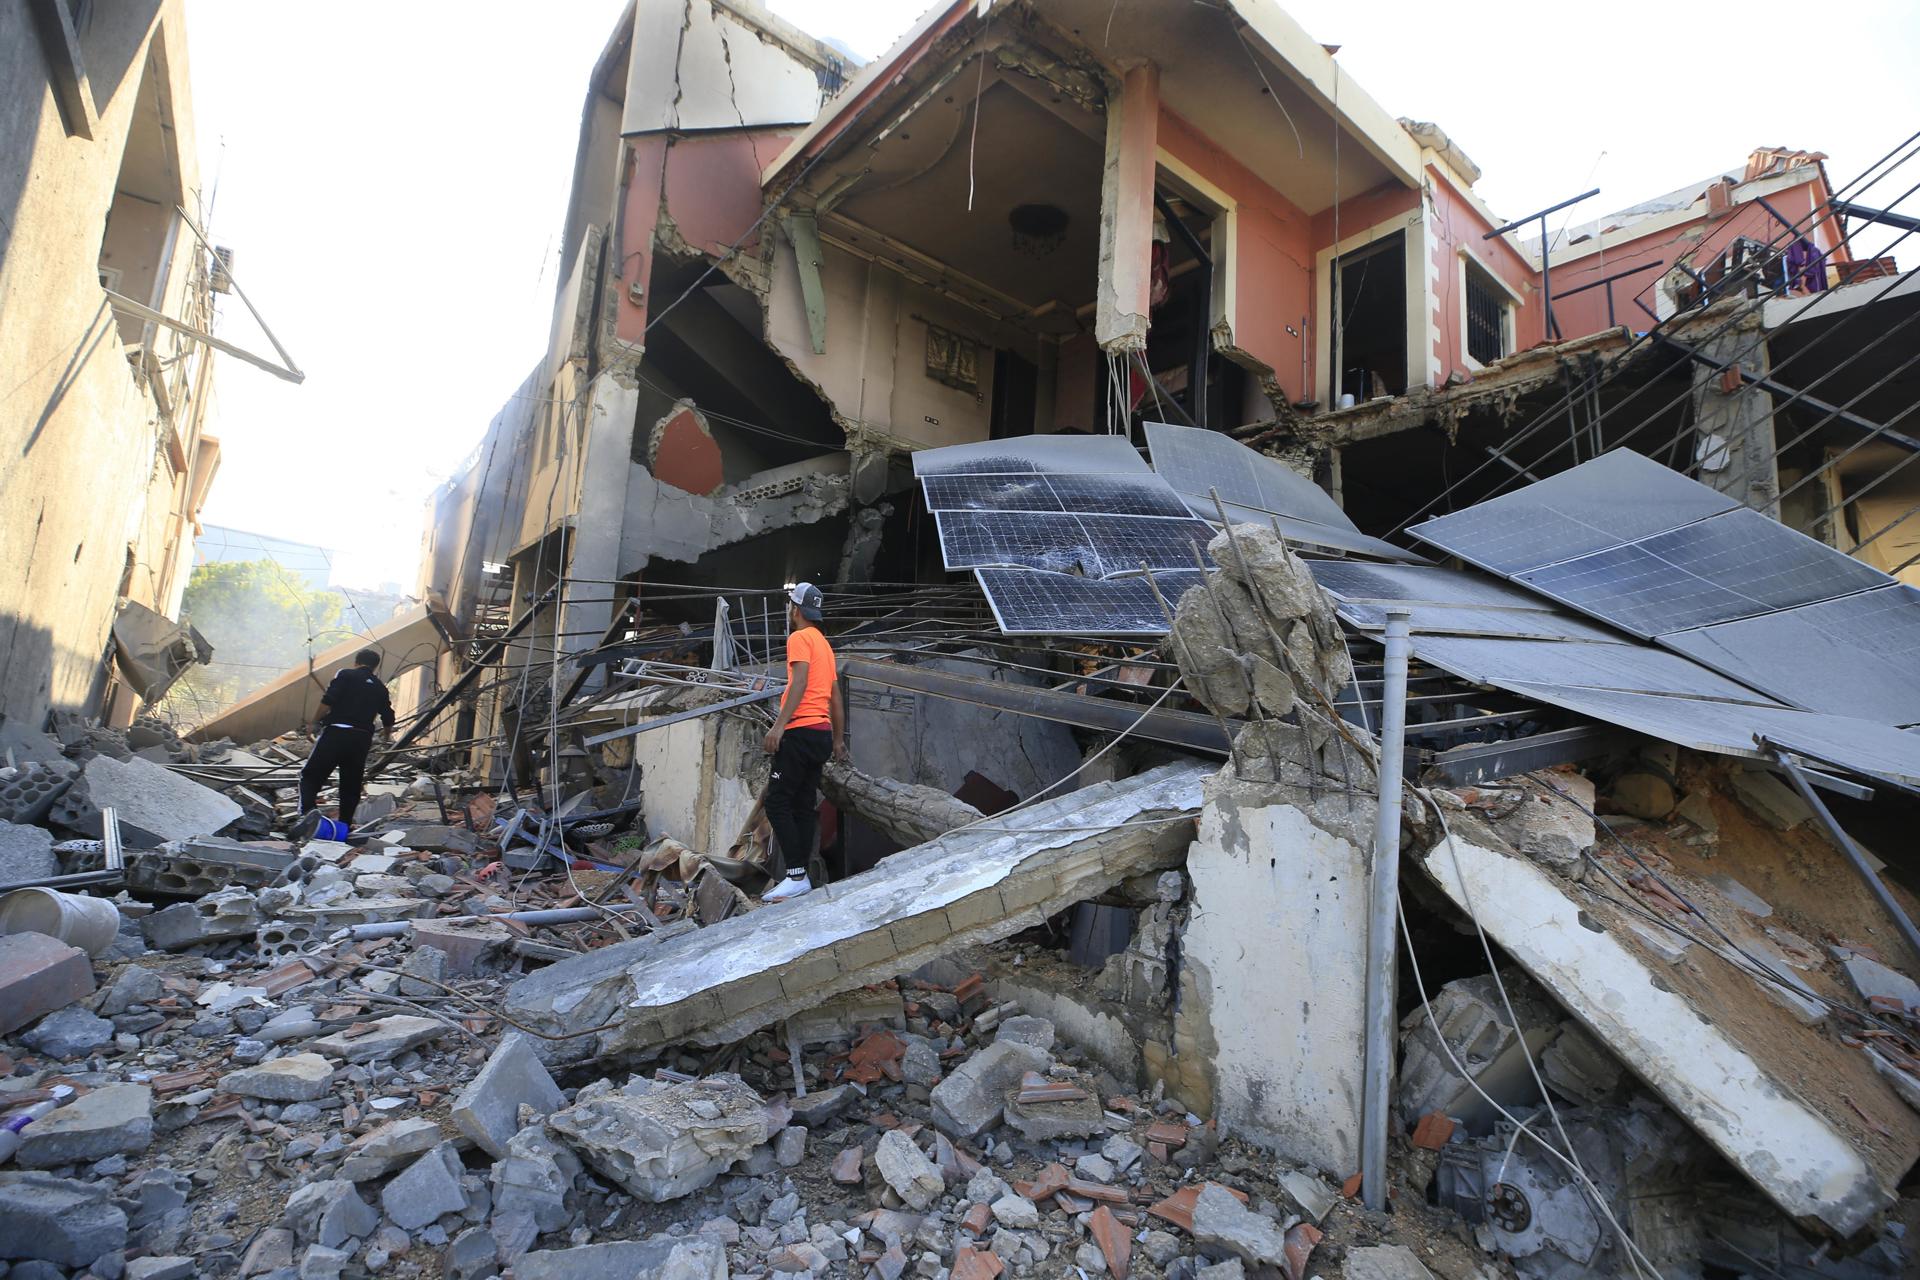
[1465,267,1506,365]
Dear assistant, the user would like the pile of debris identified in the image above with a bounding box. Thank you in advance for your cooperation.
[2,523,1920,1279]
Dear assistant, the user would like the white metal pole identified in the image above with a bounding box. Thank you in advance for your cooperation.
[1361,608,1413,1211]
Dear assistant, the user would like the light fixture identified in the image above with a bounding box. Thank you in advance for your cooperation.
[1010,204,1069,257]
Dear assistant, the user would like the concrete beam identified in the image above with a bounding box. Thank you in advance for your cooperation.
[503,761,1209,1062]
[1095,61,1159,352]
[186,605,451,745]
[27,0,98,139]
[1421,831,1902,1236]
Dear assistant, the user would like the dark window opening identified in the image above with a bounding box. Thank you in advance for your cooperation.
[989,349,1038,440]
[1465,262,1508,365]
[1332,232,1407,404]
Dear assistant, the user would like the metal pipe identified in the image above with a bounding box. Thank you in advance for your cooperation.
[1759,739,1920,963]
[343,902,653,941]
[1361,607,1412,1213]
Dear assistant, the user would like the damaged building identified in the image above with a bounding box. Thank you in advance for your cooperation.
[0,0,271,732]
[4,3,1920,1280]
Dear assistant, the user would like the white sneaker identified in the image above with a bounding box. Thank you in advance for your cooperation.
[763,871,813,902]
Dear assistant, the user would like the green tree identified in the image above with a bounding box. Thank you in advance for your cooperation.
[162,560,347,725]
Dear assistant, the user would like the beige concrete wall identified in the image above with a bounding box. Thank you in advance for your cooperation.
[0,0,220,729]
[765,237,996,452]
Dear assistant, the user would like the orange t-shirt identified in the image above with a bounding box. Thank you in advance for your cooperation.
[785,626,836,729]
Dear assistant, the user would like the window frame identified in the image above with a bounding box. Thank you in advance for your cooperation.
[1457,247,1523,372]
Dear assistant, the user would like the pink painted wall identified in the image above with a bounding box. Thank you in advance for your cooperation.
[1426,167,1542,381]
[1546,175,1837,340]
[1157,107,1319,404]
[1308,181,1419,246]
[616,129,797,345]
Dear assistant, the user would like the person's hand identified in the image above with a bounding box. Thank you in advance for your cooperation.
[763,728,782,755]
[832,739,849,764]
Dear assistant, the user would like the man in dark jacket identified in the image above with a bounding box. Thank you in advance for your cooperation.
[297,648,394,831]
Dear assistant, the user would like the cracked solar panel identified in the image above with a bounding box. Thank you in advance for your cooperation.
[1515,507,1892,638]
[921,472,1193,519]
[974,568,1207,635]
[935,512,1214,578]
[911,434,1148,476]
[1408,449,1740,574]
[1661,584,1920,725]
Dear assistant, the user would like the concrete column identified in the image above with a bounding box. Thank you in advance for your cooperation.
[1095,61,1159,352]
[559,369,642,693]
[1690,324,1779,516]
[1180,788,1370,1178]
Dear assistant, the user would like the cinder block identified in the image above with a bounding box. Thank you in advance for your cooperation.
[0,932,96,1035]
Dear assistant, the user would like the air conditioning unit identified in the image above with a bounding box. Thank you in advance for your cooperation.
[210,246,234,294]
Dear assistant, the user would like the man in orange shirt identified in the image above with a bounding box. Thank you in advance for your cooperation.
[761,581,845,901]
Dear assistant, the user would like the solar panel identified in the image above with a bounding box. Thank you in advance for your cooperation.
[1661,585,1920,725]
[921,474,1060,512]
[1515,507,1891,638]
[974,568,1207,636]
[1492,684,1920,788]
[1201,499,1426,562]
[1409,449,1741,574]
[1409,635,1774,703]
[1309,562,1570,610]
[1145,421,1353,529]
[920,472,1194,519]
[1336,601,1626,643]
[912,434,1147,477]
[1045,475,1198,518]
[934,512,1214,577]
[1143,422,1426,563]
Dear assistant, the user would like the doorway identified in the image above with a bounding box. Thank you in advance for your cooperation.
[1332,231,1407,405]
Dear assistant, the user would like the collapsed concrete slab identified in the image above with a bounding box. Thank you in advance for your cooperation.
[506,762,1208,1061]
[1420,827,1911,1235]
[60,754,243,845]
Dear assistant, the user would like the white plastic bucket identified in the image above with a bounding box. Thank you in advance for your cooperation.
[0,888,122,956]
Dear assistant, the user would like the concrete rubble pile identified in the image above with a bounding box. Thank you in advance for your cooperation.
[0,533,1918,1280]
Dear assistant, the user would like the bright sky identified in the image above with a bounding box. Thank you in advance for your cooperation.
[186,0,1920,592]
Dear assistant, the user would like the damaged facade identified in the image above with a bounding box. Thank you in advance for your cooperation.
[0,0,234,732]
[4,3,1920,1280]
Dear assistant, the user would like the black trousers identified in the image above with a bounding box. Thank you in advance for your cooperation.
[300,727,374,824]
[764,726,832,878]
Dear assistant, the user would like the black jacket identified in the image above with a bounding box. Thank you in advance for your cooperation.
[319,667,394,733]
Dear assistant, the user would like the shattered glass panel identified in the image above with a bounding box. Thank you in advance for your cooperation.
[1517,508,1890,637]
[911,434,1148,476]
[974,568,1207,635]
[1662,584,1920,725]
[935,512,1214,578]
[1409,449,1740,574]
